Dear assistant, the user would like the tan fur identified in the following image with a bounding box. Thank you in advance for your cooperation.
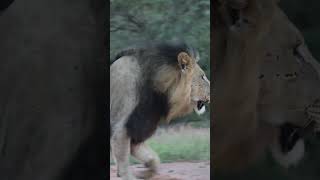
[213,0,320,172]
[213,0,276,170]
[111,52,210,179]
[153,52,210,121]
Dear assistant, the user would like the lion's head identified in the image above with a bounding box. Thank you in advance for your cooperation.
[257,6,320,167]
[213,0,320,171]
[258,8,320,126]
[191,64,210,115]
[153,46,210,121]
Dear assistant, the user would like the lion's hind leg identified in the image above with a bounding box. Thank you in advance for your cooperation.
[131,143,160,179]
[111,128,137,180]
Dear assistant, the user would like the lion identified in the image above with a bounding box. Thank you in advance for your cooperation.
[110,42,210,180]
[213,0,320,172]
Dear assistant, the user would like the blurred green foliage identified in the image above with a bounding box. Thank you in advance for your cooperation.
[110,0,210,125]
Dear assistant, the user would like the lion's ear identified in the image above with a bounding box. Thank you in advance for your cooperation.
[177,52,194,73]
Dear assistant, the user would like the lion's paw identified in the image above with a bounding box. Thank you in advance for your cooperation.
[134,169,158,180]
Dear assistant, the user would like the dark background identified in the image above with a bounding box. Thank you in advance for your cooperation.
[281,0,320,60]
[0,1,107,179]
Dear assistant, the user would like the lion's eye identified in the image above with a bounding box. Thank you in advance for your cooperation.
[283,72,298,81]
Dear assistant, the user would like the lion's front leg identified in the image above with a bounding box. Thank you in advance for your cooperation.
[131,143,160,179]
[111,129,137,180]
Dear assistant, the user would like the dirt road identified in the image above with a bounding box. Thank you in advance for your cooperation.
[110,161,210,180]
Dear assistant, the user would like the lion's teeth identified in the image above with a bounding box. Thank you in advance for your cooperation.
[199,106,206,114]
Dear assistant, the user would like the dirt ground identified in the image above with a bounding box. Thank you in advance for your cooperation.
[110,161,210,180]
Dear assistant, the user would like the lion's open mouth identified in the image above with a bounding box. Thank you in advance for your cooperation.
[279,123,301,153]
[194,100,206,115]
[279,119,316,153]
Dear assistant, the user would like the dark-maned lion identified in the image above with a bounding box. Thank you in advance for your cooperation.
[110,42,210,180]
[213,0,320,172]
